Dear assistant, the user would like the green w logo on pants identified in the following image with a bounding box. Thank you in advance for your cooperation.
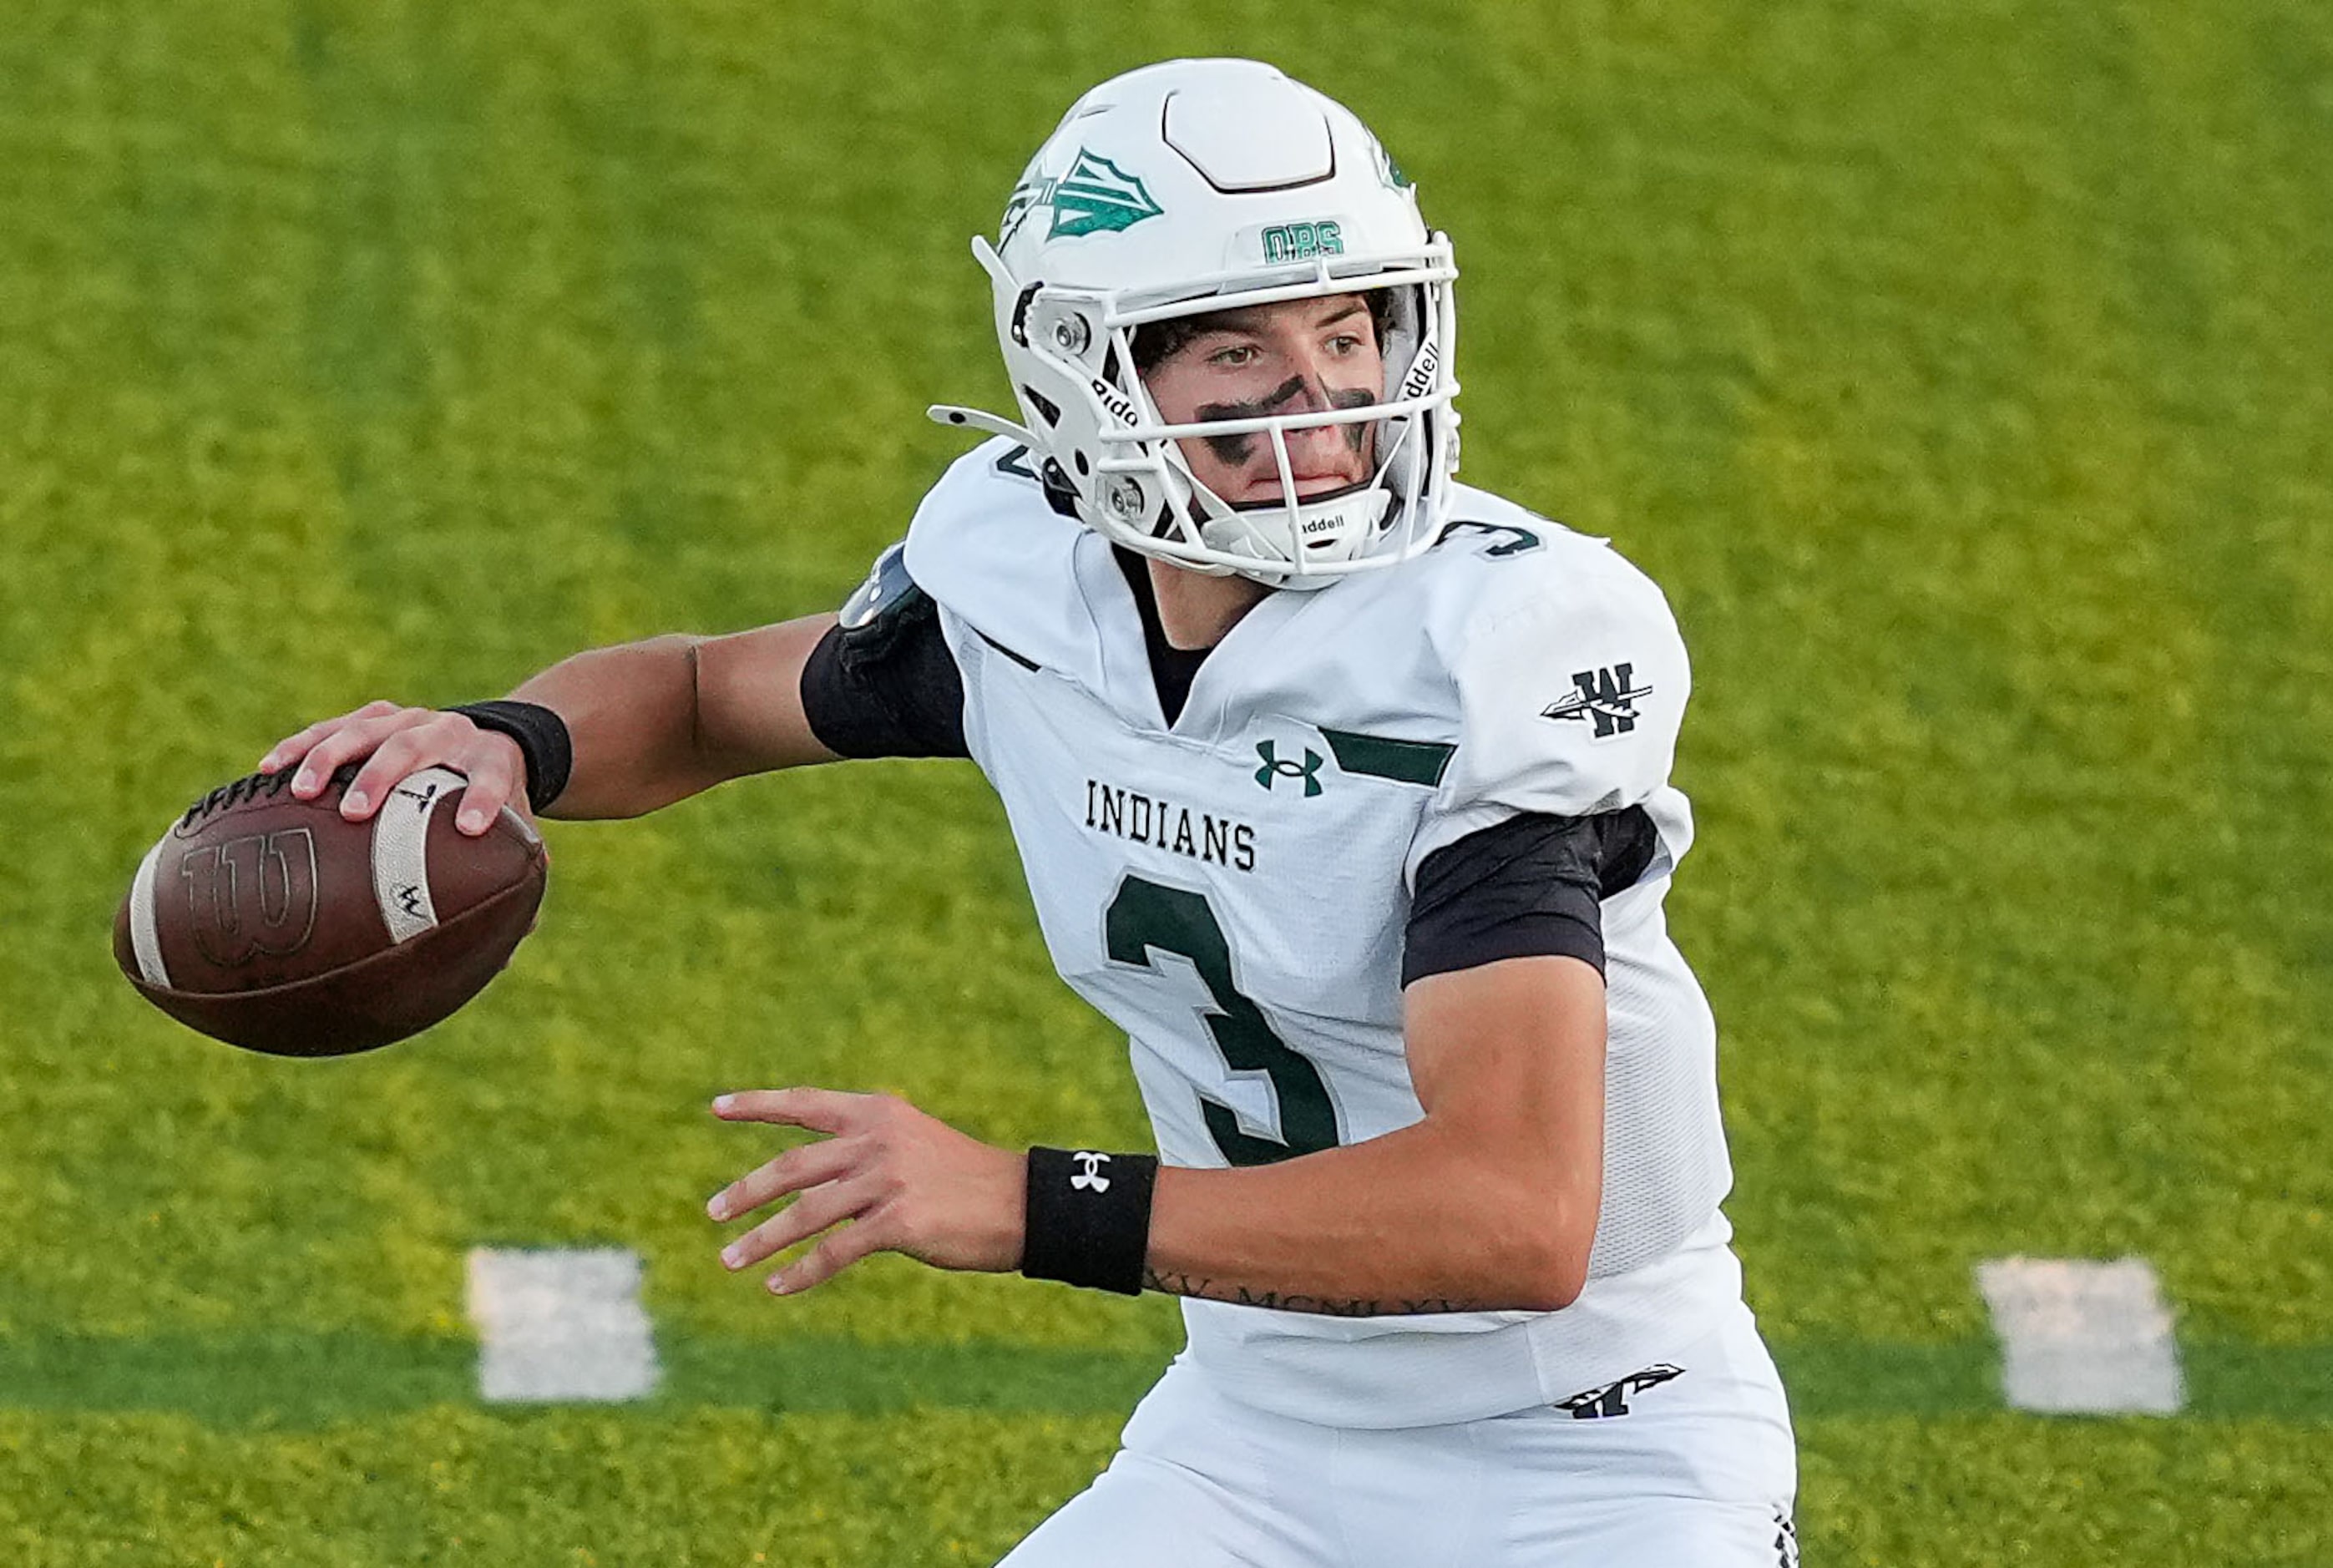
[1254,741,1324,797]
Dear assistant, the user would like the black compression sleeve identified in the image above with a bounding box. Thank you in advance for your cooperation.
[798,591,969,760]
[1401,807,1660,987]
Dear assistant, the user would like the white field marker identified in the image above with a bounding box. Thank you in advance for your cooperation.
[1975,1257,2183,1414]
[465,1247,660,1403]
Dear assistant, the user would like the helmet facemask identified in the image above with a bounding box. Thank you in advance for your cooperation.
[1116,274,1456,587]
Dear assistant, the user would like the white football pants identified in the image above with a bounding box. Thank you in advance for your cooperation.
[999,1299,1797,1568]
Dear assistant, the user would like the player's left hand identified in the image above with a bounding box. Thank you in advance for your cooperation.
[706,1088,1026,1295]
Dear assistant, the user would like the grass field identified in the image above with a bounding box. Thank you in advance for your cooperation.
[3,0,2329,1561]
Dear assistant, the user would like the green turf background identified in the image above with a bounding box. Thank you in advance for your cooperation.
[2,0,2328,1561]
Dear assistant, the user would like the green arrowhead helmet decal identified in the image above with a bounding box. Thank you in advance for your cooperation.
[1002,148,1166,245]
[1051,149,1165,236]
[1373,138,1414,192]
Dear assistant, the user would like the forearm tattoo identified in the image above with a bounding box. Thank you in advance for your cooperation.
[1141,1269,1486,1317]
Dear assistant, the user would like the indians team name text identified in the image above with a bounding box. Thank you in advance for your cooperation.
[1083,779,1257,873]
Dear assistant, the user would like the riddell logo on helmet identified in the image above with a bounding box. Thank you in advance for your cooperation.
[1091,378,1141,427]
[1399,339,1440,400]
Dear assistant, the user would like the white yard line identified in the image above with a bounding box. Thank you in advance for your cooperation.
[464,1247,660,1403]
[1975,1257,2183,1414]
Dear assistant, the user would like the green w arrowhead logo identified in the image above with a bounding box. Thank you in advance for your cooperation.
[1004,149,1166,245]
[1050,150,1164,237]
[1254,741,1324,797]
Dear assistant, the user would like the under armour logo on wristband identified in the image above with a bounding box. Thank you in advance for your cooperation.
[1069,1151,1111,1192]
[1023,1146,1156,1296]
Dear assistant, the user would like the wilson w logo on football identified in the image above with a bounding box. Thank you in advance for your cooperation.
[180,829,319,968]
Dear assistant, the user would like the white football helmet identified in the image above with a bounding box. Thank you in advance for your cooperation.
[929,58,1460,587]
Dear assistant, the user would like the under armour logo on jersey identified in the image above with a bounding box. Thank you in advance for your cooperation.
[1254,741,1323,797]
[1555,1363,1683,1419]
[1069,1151,1111,1192]
[1541,664,1652,740]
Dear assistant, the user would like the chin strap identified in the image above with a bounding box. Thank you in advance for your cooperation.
[927,404,1038,447]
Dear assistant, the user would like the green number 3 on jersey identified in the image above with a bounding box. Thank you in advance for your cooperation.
[1105,875,1341,1166]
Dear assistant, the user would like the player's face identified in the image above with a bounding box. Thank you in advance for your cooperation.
[1141,295,1384,505]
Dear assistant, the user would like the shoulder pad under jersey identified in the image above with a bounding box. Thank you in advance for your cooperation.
[838,540,920,633]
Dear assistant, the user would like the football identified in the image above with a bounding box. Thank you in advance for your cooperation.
[113,763,548,1057]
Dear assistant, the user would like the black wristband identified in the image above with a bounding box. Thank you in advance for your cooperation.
[449,701,573,814]
[1020,1147,1159,1296]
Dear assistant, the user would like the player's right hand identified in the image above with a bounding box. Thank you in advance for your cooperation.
[257,700,531,837]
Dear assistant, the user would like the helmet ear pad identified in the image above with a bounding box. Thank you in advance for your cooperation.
[989,311,1207,567]
[992,289,1187,549]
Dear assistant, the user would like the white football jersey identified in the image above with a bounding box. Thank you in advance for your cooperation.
[904,439,1740,1429]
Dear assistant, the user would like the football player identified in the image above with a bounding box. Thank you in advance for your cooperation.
[262,58,1797,1565]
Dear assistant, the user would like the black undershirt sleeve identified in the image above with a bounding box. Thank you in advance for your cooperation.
[798,579,970,760]
[1401,807,1660,988]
